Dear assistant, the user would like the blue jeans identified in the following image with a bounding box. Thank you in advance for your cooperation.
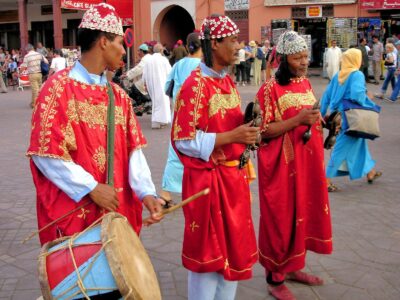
[389,73,400,101]
[381,67,396,94]
[188,271,238,300]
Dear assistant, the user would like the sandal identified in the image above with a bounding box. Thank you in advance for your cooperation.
[367,171,382,184]
[286,271,324,286]
[327,183,339,192]
[268,284,296,300]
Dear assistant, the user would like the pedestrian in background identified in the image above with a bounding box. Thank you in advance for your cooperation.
[325,39,342,80]
[160,32,202,203]
[370,35,384,85]
[384,40,400,102]
[21,43,48,108]
[170,39,188,65]
[143,43,171,129]
[321,48,382,192]
[256,30,332,300]
[375,43,397,99]
[49,49,66,76]
[358,37,370,82]
[236,41,246,86]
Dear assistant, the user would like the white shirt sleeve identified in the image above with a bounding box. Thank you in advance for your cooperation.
[129,149,157,200]
[31,156,98,202]
[175,131,216,161]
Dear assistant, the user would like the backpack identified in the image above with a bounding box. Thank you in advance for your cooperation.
[256,47,264,60]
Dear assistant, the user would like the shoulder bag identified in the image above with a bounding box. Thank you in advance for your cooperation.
[342,99,381,140]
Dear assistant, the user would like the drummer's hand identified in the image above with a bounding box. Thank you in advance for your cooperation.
[142,195,164,226]
[89,183,119,212]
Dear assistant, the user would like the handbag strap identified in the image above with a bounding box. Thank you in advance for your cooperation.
[106,83,115,186]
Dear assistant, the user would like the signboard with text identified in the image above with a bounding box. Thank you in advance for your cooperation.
[225,0,249,11]
[265,0,356,6]
[61,0,133,25]
[306,6,322,18]
[61,0,102,10]
[360,0,400,9]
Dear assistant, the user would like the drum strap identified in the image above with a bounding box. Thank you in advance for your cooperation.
[106,83,115,186]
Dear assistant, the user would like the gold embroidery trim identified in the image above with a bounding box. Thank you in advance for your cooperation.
[182,254,224,265]
[37,78,65,155]
[258,237,332,266]
[66,99,126,131]
[277,90,316,116]
[93,146,106,173]
[208,87,241,118]
[283,133,294,164]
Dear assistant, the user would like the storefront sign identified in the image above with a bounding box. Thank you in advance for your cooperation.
[360,0,400,9]
[306,6,322,18]
[265,0,356,6]
[61,0,103,10]
[61,0,133,25]
[225,0,249,11]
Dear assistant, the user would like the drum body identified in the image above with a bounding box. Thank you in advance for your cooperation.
[38,213,161,300]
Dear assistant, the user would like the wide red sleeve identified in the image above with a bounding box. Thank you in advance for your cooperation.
[256,78,277,133]
[172,68,209,141]
[27,74,75,161]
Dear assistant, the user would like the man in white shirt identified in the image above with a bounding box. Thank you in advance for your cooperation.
[142,43,172,129]
[325,40,342,80]
[49,49,67,76]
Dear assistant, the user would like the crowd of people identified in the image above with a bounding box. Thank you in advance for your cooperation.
[21,3,386,300]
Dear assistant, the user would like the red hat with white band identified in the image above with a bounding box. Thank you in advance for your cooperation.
[199,15,240,40]
[78,3,124,36]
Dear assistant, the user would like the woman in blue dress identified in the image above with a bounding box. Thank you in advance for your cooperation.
[160,33,202,201]
[321,48,382,192]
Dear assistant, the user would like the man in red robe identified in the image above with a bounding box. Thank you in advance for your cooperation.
[171,15,260,300]
[27,3,163,245]
[256,31,332,300]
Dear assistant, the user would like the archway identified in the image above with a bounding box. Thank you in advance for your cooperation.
[154,5,195,50]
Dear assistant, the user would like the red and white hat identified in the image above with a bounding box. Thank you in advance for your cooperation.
[199,15,239,40]
[78,3,123,36]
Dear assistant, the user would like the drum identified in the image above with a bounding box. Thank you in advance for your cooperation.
[38,213,161,300]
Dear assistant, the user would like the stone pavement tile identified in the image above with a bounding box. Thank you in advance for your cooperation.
[11,290,42,300]
[162,296,186,300]
[353,271,400,299]
[327,268,369,286]
[340,286,375,300]
[313,283,348,300]
[236,283,270,300]
[15,274,41,291]
[288,284,320,300]
[0,264,27,279]
[0,289,15,299]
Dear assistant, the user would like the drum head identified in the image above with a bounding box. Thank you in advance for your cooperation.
[101,213,161,300]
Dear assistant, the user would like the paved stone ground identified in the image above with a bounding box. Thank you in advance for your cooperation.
[0,73,399,300]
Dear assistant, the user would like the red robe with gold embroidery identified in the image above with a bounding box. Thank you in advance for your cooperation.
[256,78,332,274]
[172,68,258,281]
[27,70,146,245]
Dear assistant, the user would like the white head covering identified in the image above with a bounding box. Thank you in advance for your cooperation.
[276,31,308,55]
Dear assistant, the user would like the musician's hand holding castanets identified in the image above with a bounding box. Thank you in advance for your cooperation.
[216,122,260,146]
[89,183,119,211]
[296,108,320,126]
[142,195,164,226]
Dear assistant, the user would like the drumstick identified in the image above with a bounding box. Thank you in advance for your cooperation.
[22,200,91,244]
[143,188,210,226]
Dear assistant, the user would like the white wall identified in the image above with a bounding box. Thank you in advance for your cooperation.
[151,0,195,37]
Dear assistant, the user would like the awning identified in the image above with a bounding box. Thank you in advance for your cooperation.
[61,0,133,25]
[360,0,400,10]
